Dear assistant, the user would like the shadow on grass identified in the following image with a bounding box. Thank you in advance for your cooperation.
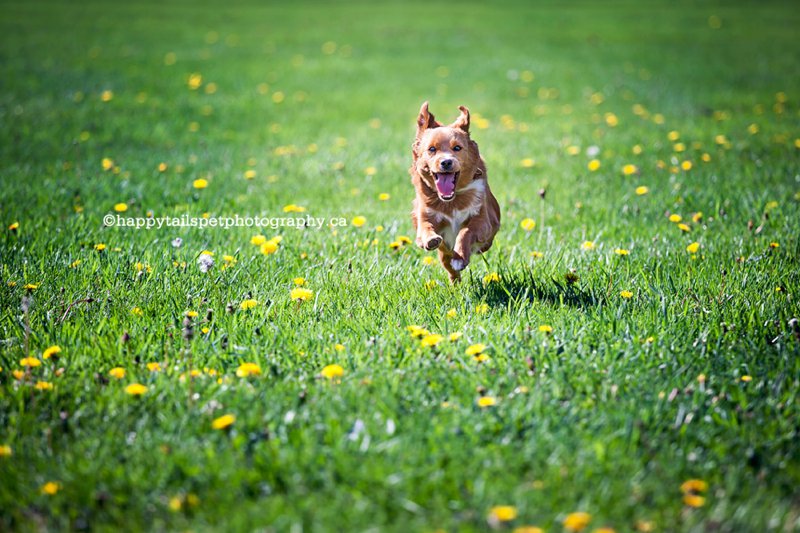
[467,268,603,309]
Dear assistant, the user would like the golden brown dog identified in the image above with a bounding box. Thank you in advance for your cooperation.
[410,102,501,282]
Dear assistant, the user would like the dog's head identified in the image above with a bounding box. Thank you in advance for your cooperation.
[412,102,482,202]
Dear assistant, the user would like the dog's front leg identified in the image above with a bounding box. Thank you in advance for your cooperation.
[450,227,475,272]
[413,208,443,251]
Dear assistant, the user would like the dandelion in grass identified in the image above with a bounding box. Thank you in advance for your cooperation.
[397,236,412,245]
[334,343,346,352]
[192,178,208,189]
[320,364,344,379]
[466,343,486,356]
[240,299,258,310]
[283,204,306,213]
[378,193,390,201]
[686,242,700,254]
[293,277,306,286]
[212,414,236,430]
[475,303,489,314]
[530,251,543,259]
[446,308,457,319]
[422,256,436,266]
[420,334,444,347]
[0,445,11,457]
[290,287,314,302]
[520,158,535,168]
[538,325,553,334]
[477,396,497,408]
[489,505,517,522]
[563,512,591,531]
[261,239,279,255]
[41,482,61,495]
[407,325,430,338]
[424,280,438,290]
[614,248,629,256]
[678,223,690,232]
[448,332,462,341]
[683,494,705,507]
[635,186,649,195]
[125,383,148,396]
[620,290,633,299]
[102,157,114,171]
[114,203,128,212]
[520,218,536,231]
[109,367,126,379]
[244,169,256,179]
[236,363,262,377]
[741,375,753,382]
[94,243,106,251]
[588,159,601,171]
[483,272,500,284]
[581,241,596,250]
[250,235,267,246]
[668,214,682,223]
[23,283,39,290]
[351,215,366,227]
[43,346,61,360]
[622,164,637,175]
[147,362,162,372]
[389,241,402,250]
[20,357,41,368]
[512,527,543,533]
[769,242,779,249]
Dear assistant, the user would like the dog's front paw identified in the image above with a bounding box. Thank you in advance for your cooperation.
[450,258,467,271]
[417,234,442,251]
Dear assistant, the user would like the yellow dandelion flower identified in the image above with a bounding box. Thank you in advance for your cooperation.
[681,160,693,171]
[483,272,501,284]
[477,396,497,408]
[530,251,543,259]
[244,169,256,180]
[741,375,752,382]
[686,242,700,254]
[147,362,162,372]
[389,241,402,250]
[622,164,638,175]
[351,216,366,227]
[620,290,633,299]
[422,256,436,266]
[168,496,183,512]
[587,159,601,171]
[446,308,457,318]
[94,243,106,251]
[424,280,439,290]
[489,505,518,522]
[512,526,543,533]
[125,383,148,396]
[43,346,61,359]
[185,310,198,318]
[466,343,487,356]
[566,146,580,156]
[261,240,279,255]
[406,325,430,338]
[678,223,690,232]
[20,357,41,368]
[614,248,629,256]
[35,381,54,390]
[102,157,114,171]
[475,303,489,314]
[635,186,649,195]
[236,362,262,377]
[681,479,708,494]
[747,123,759,135]
[520,218,536,231]
[769,242,779,249]
[131,307,143,317]
[334,343,346,352]
[538,325,553,334]
[109,367,126,379]
[420,334,444,347]
[0,445,12,457]
[582,240,596,250]
[292,277,306,286]
[449,332,463,341]
[378,193,390,201]
[114,202,128,212]
[240,299,258,310]
[563,512,592,531]
[12,370,24,380]
[283,204,306,213]
[158,162,168,172]
[192,178,208,189]
[364,166,377,176]
[667,130,680,141]
[290,287,314,302]
[250,234,267,246]
[321,364,345,379]
[674,142,686,152]
[41,482,61,495]
[668,214,682,223]
[211,414,236,430]
[520,158,535,168]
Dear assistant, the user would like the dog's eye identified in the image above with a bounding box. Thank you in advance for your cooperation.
[453,145,462,152]
[427,146,436,153]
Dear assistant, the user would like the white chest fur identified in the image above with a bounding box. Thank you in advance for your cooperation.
[426,200,482,250]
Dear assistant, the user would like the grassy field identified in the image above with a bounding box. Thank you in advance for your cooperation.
[1,0,799,531]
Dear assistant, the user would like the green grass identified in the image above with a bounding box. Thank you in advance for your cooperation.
[1,0,799,531]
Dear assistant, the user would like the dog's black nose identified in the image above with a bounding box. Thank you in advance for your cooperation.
[441,159,454,170]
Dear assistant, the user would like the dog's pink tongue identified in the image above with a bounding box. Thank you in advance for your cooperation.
[435,173,456,196]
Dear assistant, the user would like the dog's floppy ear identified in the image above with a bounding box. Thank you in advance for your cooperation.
[416,101,441,138]
[452,105,470,133]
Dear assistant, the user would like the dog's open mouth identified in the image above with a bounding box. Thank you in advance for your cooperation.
[434,172,458,201]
